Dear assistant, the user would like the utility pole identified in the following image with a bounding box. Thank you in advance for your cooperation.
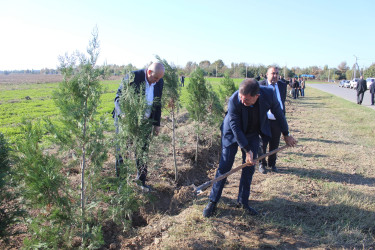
[284,64,286,78]
[328,68,330,82]
[353,55,359,79]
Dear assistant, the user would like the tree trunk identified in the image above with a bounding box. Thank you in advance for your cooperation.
[172,108,177,182]
[81,101,88,244]
[195,123,199,163]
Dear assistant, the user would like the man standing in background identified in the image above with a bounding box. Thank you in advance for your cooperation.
[258,67,287,174]
[369,80,375,105]
[356,75,367,105]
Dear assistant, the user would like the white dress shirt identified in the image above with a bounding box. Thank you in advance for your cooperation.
[144,73,156,119]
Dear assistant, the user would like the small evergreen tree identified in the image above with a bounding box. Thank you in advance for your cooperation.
[206,83,224,145]
[15,120,72,249]
[110,73,152,230]
[116,73,153,177]
[156,55,181,181]
[49,27,108,246]
[219,73,236,104]
[0,133,23,243]
[186,67,209,162]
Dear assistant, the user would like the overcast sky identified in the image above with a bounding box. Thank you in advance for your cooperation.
[1,0,374,70]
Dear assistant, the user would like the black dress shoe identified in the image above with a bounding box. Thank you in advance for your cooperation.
[271,165,279,173]
[259,163,267,174]
[203,201,217,218]
[241,204,258,216]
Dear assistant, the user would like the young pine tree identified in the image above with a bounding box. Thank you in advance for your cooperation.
[15,120,72,249]
[0,133,23,243]
[219,73,236,104]
[205,83,224,145]
[50,27,108,246]
[186,67,209,163]
[156,55,181,181]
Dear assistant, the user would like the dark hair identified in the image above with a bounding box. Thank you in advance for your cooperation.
[239,78,260,96]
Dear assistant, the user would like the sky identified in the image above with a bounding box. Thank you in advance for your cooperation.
[1,0,375,71]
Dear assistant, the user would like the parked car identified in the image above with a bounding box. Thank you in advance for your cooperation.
[339,80,350,88]
[366,78,375,89]
[350,78,359,89]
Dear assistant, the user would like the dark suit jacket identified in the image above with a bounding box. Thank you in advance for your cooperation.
[259,80,287,114]
[221,87,289,152]
[114,69,164,126]
[370,82,375,94]
[357,79,367,93]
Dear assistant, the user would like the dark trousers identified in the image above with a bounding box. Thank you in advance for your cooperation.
[371,93,374,105]
[261,120,281,167]
[135,138,151,184]
[357,91,365,104]
[115,115,152,184]
[209,134,259,206]
[293,88,298,99]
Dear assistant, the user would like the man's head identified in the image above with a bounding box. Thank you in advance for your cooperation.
[360,75,364,79]
[239,78,260,106]
[146,62,165,84]
[266,66,279,84]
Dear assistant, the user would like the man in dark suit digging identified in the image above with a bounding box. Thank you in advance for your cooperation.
[203,78,297,217]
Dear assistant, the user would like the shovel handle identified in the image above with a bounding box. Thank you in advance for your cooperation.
[195,145,289,195]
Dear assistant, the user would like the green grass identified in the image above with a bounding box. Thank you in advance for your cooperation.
[0,77,239,143]
[0,80,120,142]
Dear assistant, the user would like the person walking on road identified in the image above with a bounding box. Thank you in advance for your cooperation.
[356,75,367,105]
[370,80,375,105]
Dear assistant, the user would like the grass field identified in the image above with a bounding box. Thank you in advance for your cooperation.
[0,77,242,143]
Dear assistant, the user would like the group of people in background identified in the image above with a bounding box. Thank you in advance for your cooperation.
[356,75,375,106]
[288,77,305,99]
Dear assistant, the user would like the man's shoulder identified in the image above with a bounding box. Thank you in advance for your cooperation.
[260,85,272,92]
[277,80,287,88]
[227,91,240,106]
[123,69,145,83]
[259,85,274,97]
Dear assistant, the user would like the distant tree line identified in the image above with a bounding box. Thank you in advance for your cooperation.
[2,60,375,81]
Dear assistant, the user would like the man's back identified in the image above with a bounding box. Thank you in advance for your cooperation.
[357,78,367,92]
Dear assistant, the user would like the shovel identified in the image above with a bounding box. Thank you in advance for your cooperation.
[193,145,289,195]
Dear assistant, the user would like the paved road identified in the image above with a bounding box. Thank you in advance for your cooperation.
[307,84,375,110]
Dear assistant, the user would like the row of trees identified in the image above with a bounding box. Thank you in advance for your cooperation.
[3,60,375,82]
[0,29,232,249]
[181,60,375,81]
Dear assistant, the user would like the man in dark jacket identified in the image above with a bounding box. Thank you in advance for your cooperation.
[370,80,375,105]
[113,62,165,191]
[258,67,288,174]
[356,75,367,105]
[202,79,297,218]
